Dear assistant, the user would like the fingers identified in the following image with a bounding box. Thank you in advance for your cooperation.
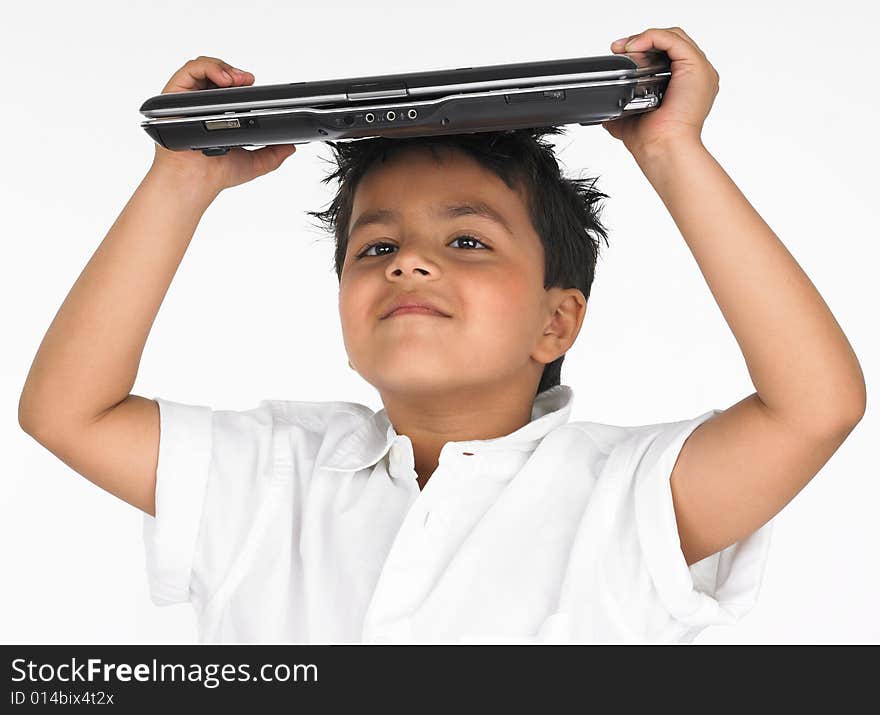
[610,26,703,63]
[162,56,255,94]
[664,28,719,83]
[183,56,253,89]
[610,26,718,82]
[610,35,636,52]
[665,27,701,52]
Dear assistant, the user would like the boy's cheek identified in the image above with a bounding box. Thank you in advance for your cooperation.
[338,287,379,322]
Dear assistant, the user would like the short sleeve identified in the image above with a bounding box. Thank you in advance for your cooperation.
[142,397,213,606]
[142,396,276,608]
[631,408,774,636]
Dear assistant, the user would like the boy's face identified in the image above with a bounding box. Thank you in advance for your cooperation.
[338,145,583,400]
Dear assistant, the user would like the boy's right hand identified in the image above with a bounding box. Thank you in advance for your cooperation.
[149,56,298,194]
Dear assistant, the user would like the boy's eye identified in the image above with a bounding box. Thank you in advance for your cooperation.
[355,234,490,259]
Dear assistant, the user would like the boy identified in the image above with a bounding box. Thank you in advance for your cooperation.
[18,28,866,644]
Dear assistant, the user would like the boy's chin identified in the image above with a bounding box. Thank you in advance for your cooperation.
[370,373,483,396]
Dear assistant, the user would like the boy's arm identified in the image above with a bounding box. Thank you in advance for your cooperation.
[632,137,866,567]
[18,166,220,516]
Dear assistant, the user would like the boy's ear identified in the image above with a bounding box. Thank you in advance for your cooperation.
[533,288,587,364]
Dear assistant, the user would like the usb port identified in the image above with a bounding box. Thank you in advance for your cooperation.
[205,118,241,130]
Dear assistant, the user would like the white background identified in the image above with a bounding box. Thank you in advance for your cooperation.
[2,0,877,644]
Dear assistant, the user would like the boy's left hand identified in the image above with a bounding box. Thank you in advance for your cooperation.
[602,26,720,155]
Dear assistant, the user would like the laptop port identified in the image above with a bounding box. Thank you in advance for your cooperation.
[407,109,417,119]
[205,118,241,130]
[365,112,375,123]
[385,110,396,121]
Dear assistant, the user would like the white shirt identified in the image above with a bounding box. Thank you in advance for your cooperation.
[143,384,773,644]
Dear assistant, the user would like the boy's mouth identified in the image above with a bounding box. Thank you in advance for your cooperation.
[384,306,450,318]
[380,294,452,319]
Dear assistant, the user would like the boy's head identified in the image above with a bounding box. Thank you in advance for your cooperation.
[306,126,610,402]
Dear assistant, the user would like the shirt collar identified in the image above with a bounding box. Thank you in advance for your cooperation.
[319,384,574,472]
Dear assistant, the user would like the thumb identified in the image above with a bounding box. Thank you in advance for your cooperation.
[268,143,298,160]
[248,143,297,175]
[602,120,622,140]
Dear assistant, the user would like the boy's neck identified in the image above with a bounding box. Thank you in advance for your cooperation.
[380,376,540,489]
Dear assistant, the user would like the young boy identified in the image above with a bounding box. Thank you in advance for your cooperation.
[18,28,865,644]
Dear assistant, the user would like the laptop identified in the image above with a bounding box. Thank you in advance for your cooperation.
[139,50,670,156]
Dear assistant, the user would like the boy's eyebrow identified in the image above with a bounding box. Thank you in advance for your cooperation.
[349,201,514,239]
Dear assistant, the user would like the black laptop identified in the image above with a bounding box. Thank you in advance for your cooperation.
[139,50,670,156]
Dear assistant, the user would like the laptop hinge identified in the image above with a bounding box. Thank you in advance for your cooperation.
[346,83,408,101]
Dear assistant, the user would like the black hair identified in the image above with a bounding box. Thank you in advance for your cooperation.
[305,125,610,397]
